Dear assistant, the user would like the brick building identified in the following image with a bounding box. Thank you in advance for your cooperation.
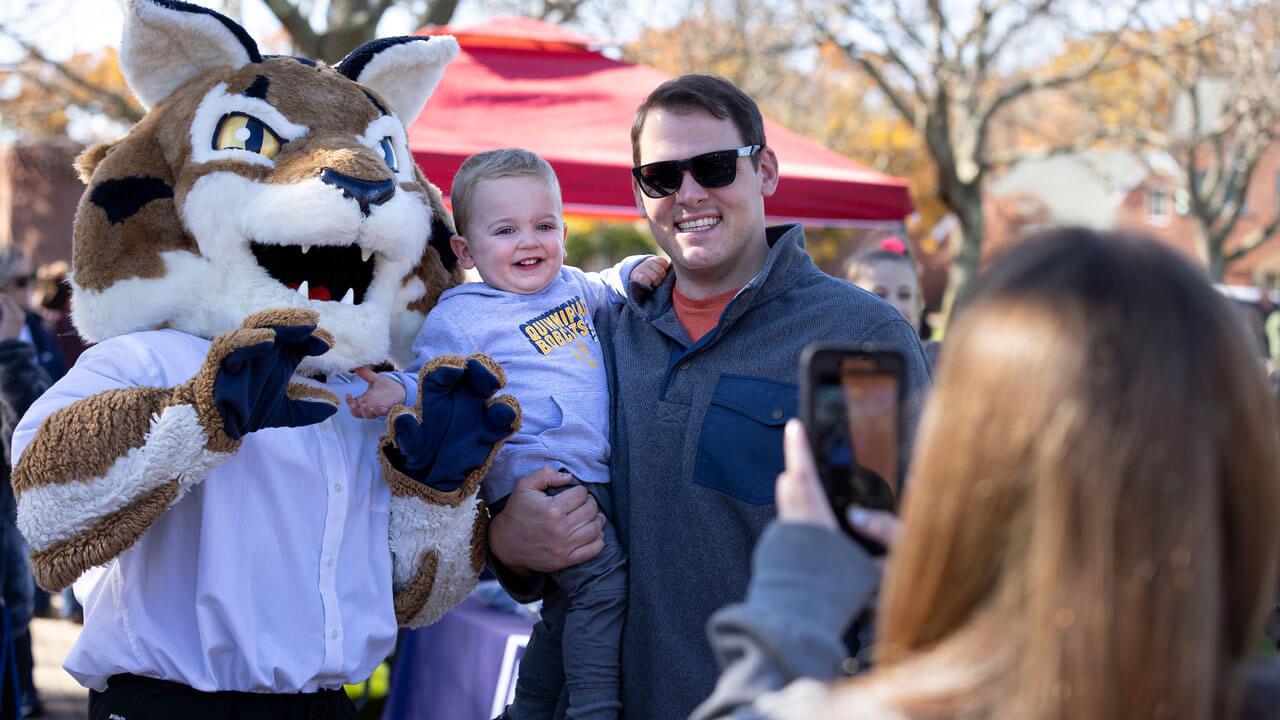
[0,141,84,269]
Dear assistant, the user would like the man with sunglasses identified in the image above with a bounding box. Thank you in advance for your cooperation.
[488,74,930,720]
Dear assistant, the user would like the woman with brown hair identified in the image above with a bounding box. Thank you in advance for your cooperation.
[693,227,1280,720]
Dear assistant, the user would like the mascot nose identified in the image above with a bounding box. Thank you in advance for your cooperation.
[321,169,395,217]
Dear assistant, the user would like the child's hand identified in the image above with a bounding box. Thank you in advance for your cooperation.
[632,256,670,288]
[345,366,408,418]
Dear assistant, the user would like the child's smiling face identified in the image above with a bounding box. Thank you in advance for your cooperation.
[451,174,566,295]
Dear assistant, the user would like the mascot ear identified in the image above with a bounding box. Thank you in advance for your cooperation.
[121,0,262,110]
[337,36,460,124]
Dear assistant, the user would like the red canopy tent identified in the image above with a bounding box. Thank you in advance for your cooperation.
[409,17,913,228]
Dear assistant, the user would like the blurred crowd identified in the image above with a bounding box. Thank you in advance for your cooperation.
[0,248,87,719]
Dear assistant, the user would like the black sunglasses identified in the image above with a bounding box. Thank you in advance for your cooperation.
[632,145,762,199]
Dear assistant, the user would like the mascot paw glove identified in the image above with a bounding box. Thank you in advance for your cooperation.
[392,355,518,490]
[212,312,338,441]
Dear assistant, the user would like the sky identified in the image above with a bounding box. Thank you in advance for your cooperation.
[0,0,669,64]
[0,0,668,141]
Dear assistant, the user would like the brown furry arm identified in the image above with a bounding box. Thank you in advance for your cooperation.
[381,353,520,627]
[13,382,237,591]
[13,309,338,592]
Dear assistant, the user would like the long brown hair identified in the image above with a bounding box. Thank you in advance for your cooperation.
[841,228,1280,719]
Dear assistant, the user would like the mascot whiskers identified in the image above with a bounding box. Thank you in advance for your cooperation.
[10,0,519,709]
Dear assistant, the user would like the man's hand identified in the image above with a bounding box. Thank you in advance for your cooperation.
[488,466,605,574]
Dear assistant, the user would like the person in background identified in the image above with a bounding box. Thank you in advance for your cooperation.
[693,227,1280,720]
[32,260,88,370]
[0,245,58,718]
[0,250,64,384]
[28,260,86,626]
[844,239,939,368]
[486,74,930,720]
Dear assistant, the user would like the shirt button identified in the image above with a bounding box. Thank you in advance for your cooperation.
[842,657,860,675]
[326,558,335,568]
[771,409,783,420]
[679,362,691,371]
[333,483,343,493]
[332,629,340,639]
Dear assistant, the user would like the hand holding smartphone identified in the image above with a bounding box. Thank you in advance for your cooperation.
[799,343,905,554]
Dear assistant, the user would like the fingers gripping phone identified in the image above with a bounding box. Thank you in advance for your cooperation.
[800,343,905,553]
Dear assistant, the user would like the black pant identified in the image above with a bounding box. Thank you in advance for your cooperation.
[89,674,357,720]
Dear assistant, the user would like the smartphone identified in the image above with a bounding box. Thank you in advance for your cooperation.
[799,343,905,552]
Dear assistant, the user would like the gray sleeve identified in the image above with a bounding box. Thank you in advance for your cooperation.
[566,255,651,312]
[690,522,879,720]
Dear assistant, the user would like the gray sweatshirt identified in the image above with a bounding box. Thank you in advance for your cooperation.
[393,257,646,502]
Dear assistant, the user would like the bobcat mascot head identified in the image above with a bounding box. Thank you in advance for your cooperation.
[71,0,462,373]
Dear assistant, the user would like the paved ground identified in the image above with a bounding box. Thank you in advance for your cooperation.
[28,617,87,720]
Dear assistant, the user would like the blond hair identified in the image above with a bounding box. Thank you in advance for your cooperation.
[831,228,1280,719]
[449,148,562,238]
[843,248,917,287]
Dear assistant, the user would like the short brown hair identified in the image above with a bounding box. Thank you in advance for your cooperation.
[449,148,562,238]
[630,74,765,168]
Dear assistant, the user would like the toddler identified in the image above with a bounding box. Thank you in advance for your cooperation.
[349,148,667,720]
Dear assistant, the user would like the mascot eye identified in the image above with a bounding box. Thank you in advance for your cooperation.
[213,113,283,159]
[379,137,398,172]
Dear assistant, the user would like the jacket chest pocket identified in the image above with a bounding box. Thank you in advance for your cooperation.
[692,374,797,504]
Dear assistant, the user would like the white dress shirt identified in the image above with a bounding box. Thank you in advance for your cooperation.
[12,329,398,693]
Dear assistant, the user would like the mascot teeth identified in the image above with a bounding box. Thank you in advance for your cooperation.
[250,242,378,305]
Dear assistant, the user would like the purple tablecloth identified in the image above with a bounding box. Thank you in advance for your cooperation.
[382,595,535,720]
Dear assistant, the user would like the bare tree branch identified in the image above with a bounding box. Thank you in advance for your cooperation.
[260,0,321,54]
[0,27,142,124]
[800,0,1147,312]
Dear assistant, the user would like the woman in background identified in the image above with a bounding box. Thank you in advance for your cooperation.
[845,242,939,367]
[695,227,1280,720]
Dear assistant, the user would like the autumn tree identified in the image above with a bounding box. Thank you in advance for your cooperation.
[798,0,1144,313]
[0,1,136,141]
[1070,2,1280,279]
[262,0,608,60]
[0,44,141,142]
[623,1,946,275]
[259,0,459,60]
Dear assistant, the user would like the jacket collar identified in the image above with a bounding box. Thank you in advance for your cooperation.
[624,223,809,347]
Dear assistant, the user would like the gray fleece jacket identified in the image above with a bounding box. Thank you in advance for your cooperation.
[595,223,930,720]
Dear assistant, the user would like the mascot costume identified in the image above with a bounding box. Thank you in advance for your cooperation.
[10,0,519,713]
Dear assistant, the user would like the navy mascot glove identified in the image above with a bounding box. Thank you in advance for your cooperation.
[192,308,340,446]
[386,355,519,491]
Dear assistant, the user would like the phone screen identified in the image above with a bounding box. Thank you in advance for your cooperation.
[810,352,900,520]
